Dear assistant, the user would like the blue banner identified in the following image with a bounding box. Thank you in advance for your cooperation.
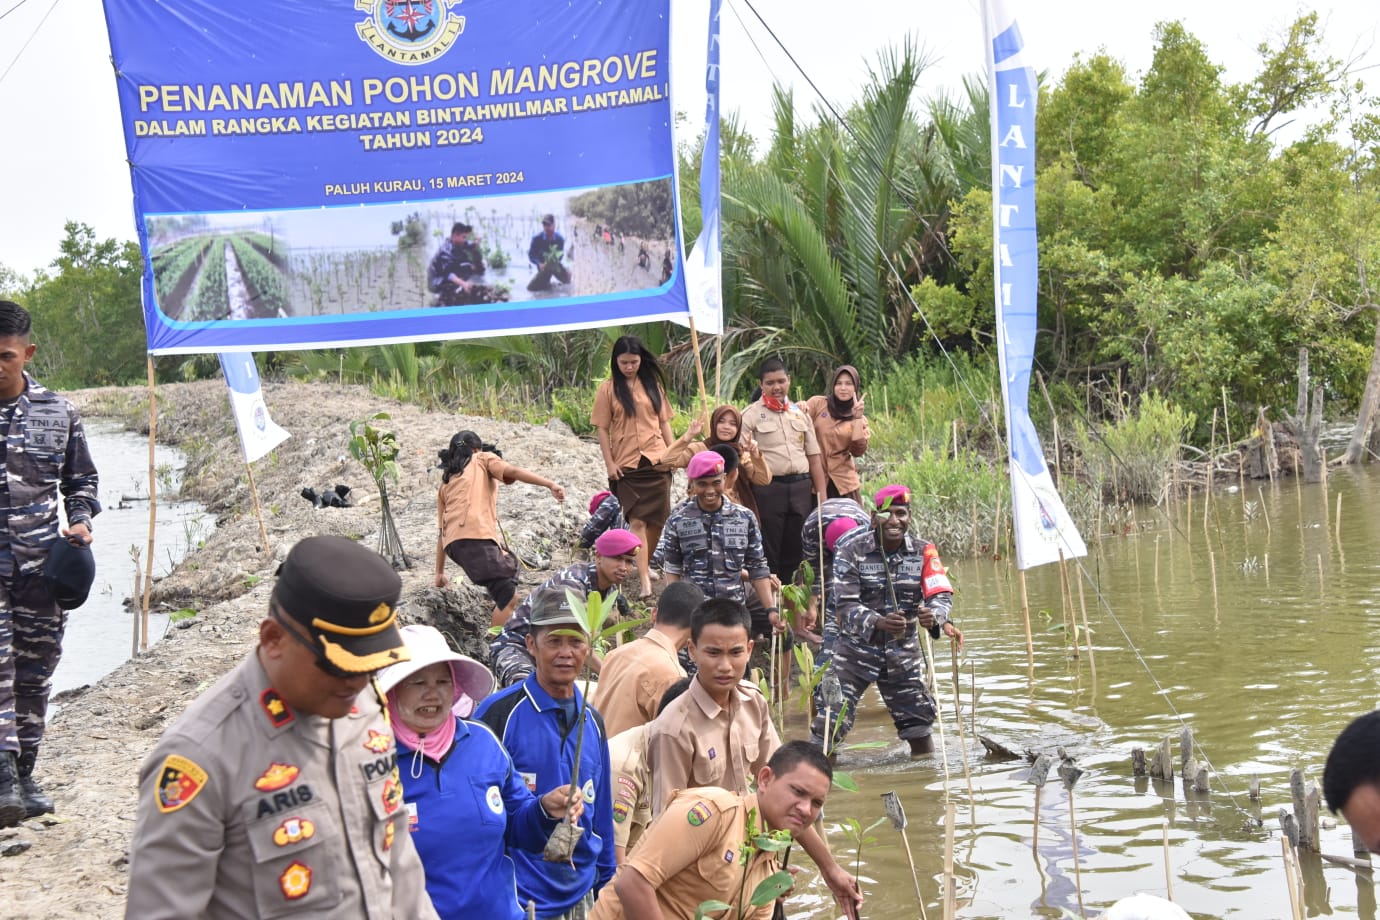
[103,0,689,354]
[983,0,1086,569]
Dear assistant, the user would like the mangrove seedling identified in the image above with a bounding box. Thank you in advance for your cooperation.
[694,807,795,918]
[347,412,408,569]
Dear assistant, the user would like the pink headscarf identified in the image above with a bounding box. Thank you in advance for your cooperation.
[387,661,460,761]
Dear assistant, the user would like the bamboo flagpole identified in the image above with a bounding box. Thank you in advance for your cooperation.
[142,356,157,652]
[219,353,290,554]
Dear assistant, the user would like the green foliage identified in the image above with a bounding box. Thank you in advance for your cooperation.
[169,608,198,623]
[1073,392,1195,503]
[21,222,147,387]
[568,179,676,239]
[348,413,402,486]
[839,815,888,877]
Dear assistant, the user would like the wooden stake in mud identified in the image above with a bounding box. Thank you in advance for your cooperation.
[943,800,957,920]
[1076,571,1096,686]
[142,356,158,653]
[949,643,975,804]
[1058,550,1077,658]
[1059,755,1087,918]
[1028,754,1054,851]
[881,791,930,920]
[1162,819,1174,902]
[970,660,978,737]
[1334,492,1343,550]
[1280,836,1304,920]
[1019,570,1033,668]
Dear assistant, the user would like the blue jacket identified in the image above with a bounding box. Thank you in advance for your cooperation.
[396,717,556,920]
[475,675,616,918]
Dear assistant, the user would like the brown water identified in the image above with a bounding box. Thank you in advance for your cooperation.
[782,464,1380,919]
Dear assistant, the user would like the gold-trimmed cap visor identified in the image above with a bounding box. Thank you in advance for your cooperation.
[273,535,407,673]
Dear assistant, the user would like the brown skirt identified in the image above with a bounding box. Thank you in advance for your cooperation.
[612,462,672,529]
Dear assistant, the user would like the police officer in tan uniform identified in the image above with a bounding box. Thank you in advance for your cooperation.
[125,535,439,920]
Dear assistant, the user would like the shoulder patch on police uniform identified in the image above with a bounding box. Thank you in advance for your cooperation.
[255,762,301,792]
[259,689,293,728]
[272,817,316,846]
[279,861,312,900]
[687,801,712,826]
[155,754,208,813]
[612,801,630,823]
[382,773,403,815]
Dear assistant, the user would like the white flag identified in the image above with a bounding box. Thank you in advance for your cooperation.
[219,353,290,463]
[983,0,1087,569]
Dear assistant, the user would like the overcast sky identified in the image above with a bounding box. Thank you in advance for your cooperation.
[1,0,1375,277]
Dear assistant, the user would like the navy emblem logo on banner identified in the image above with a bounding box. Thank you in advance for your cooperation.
[356,0,465,64]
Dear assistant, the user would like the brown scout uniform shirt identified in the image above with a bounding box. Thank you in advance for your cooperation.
[739,398,820,476]
[647,677,780,817]
[589,789,779,920]
[607,723,652,853]
[437,450,519,544]
[804,395,870,495]
[591,377,674,471]
[591,628,685,737]
[125,651,437,920]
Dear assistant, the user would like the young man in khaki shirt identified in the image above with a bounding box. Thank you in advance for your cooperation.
[739,358,829,585]
[645,600,861,916]
[593,581,702,737]
[590,742,848,920]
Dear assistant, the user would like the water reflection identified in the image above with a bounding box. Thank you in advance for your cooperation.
[786,466,1380,918]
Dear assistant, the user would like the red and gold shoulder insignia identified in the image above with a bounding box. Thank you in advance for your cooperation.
[259,689,294,729]
[363,729,393,754]
[382,774,403,815]
[156,754,208,814]
[272,817,316,847]
[279,861,312,900]
[254,762,301,792]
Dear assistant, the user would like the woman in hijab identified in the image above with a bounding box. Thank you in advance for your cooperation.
[378,625,582,920]
[435,430,566,626]
[805,366,871,504]
[662,405,771,518]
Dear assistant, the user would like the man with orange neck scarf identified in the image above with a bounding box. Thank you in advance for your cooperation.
[740,358,828,589]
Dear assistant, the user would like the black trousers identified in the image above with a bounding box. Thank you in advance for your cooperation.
[754,476,814,581]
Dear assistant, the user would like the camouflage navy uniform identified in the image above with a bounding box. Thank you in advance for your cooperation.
[1,373,99,756]
[489,561,632,687]
[810,528,952,748]
[799,498,871,653]
[655,497,770,606]
[578,494,625,550]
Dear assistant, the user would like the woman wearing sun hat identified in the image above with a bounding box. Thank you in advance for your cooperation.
[378,624,583,920]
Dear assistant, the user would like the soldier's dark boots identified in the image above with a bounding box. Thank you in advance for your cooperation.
[0,751,26,827]
[908,735,935,757]
[16,747,54,818]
